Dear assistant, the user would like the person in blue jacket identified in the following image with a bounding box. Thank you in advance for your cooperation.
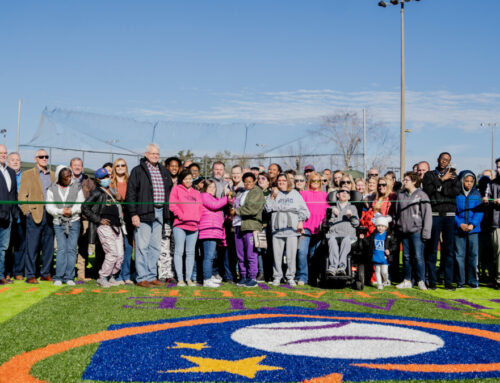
[454,170,483,288]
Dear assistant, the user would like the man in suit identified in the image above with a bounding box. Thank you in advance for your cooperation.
[19,149,55,284]
[0,145,18,285]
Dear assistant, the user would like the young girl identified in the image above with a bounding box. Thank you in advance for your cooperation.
[365,214,398,289]
[46,166,85,285]
[265,173,310,286]
[199,179,228,287]
[82,168,125,288]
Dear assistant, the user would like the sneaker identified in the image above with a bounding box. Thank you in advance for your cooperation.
[237,278,249,287]
[212,274,223,282]
[66,280,76,286]
[377,284,384,290]
[245,279,258,288]
[124,279,134,285]
[177,280,186,287]
[203,279,220,288]
[445,285,456,291]
[396,280,412,289]
[417,281,427,291]
[53,280,62,286]
[109,277,125,286]
[97,277,111,288]
[327,269,336,277]
[187,280,196,287]
[271,279,281,286]
[457,285,465,289]
[383,280,391,287]
[336,269,346,276]
[256,273,265,282]
[297,281,305,286]
[288,280,297,287]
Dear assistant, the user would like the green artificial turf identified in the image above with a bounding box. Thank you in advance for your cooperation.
[1,281,499,383]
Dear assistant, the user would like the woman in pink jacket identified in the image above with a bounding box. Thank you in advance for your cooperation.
[169,170,203,286]
[199,179,229,287]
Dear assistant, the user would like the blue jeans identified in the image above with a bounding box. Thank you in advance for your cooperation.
[455,233,479,287]
[25,210,54,279]
[134,208,163,282]
[402,232,425,283]
[173,227,198,282]
[54,221,80,282]
[426,216,455,287]
[297,229,322,283]
[202,239,217,280]
[0,217,12,280]
[117,234,134,281]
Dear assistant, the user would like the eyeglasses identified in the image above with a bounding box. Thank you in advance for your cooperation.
[295,179,305,183]
[37,155,49,159]
[116,164,126,168]
[378,183,387,187]
[340,181,351,185]
[368,173,378,177]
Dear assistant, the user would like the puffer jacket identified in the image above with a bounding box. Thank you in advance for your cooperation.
[455,170,483,234]
[198,193,228,240]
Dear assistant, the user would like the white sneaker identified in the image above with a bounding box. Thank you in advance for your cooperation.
[97,277,111,288]
[271,279,281,286]
[177,280,186,287]
[377,284,384,290]
[383,280,391,287]
[396,280,412,289]
[53,280,62,286]
[187,280,196,287]
[297,281,305,286]
[211,274,223,282]
[288,280,296,287]
[203,279,220,288]
[109,277,124,286]
[66,280,75,286]
[417,281,428,291]
[210,276,222,284]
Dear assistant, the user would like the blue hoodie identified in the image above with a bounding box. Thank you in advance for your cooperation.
[455,170,483,234]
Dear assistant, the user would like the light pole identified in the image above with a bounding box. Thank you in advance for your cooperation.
[378,0,420,178]
[106,139,119,162]
[481,122,498,170]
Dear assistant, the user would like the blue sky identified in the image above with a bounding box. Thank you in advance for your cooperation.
[0,0,499,172]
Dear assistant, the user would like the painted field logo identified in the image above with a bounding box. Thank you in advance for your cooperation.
[1,307,500,383]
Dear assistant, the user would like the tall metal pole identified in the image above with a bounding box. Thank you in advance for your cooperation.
[363,108,367,179]
[493,125,495,171]
[16,99,22,152]
[400,2,406,178]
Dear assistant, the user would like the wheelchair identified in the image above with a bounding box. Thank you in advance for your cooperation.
[312,226,368,290]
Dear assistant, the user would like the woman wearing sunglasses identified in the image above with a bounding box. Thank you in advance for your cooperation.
[296,172,328,286]
[294,174,307,192]
[110,159,134,285]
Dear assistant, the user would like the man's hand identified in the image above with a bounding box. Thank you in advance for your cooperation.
[62,207,72,217]
[460,223,469,232]
[468,224,474,232]
[132,215,140,227]
[441,171,455,181]
[482,196,489,204]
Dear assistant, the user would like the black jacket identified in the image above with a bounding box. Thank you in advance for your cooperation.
[422,169,461,214]
[0,166,18,225]
[81,188,114,244]
[363,230,399,264]
[125,158,173,223]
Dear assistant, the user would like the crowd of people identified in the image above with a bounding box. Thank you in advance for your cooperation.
[0,144,498,292]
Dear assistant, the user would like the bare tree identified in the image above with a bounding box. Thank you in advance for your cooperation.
[313,110,397,173]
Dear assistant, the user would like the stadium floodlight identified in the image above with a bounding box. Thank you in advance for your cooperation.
[377,0,421,177]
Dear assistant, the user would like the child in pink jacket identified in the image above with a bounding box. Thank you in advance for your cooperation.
[169,170,203,286]
[199,179,229,287]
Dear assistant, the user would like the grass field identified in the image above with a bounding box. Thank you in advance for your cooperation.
[1,278,499,383]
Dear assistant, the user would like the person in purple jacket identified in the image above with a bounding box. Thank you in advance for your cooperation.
[199,179,229,288]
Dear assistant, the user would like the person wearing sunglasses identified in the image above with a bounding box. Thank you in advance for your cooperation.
[360,176,396,237]
[19,149,56,284]
[294,174,307,192]
[297,172,328,286]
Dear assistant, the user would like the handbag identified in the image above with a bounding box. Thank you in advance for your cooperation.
[253,230,267,249]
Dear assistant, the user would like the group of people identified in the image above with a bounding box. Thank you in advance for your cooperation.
[0,145,498,292]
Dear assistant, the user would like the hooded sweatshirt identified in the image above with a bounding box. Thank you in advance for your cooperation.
[455,170,483,234]
[169,184,203,231]
[394,188,432,240]
[265,189,310,237]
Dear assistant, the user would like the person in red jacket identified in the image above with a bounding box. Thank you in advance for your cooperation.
[170,169,203,286]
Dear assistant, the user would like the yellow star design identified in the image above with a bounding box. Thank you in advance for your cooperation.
[165,355,283,378]
[168,342,210,351]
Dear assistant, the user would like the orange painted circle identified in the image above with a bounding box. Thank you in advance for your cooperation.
[0,313,499,383]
